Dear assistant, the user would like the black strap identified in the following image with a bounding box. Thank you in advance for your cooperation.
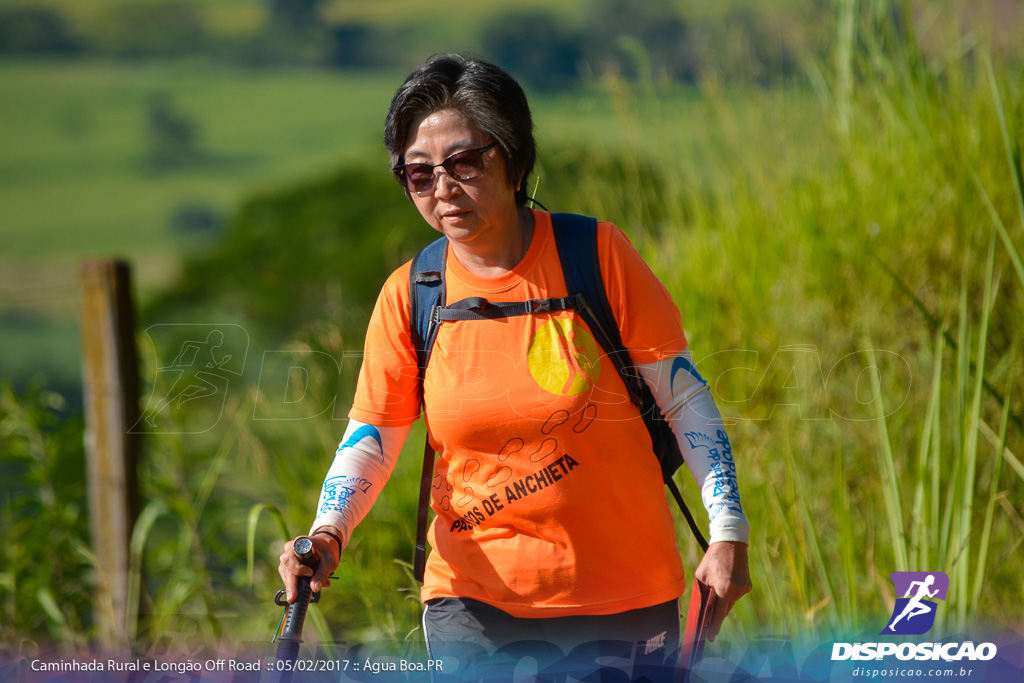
[311,528,342,555]
[410,237,447,375]
[412,438,435,581]
[410,238,448,583]
[668,479,709,553]
[433,296,576,322]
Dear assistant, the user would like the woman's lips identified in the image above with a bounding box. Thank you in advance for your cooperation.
[441,209,469,223]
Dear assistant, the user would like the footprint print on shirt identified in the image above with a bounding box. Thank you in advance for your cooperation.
[432,472,454,511]
[452,459,481,509]
[542,410,570,434]
[451,404,599,510]
[529,439,557,463]
[539,406,595,437]
[485,438,523,488]
[572,404,597,433]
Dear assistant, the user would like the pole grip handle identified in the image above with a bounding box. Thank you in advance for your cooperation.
[278,574,314,642]
[270,536,321,683]
[275,536,320,644]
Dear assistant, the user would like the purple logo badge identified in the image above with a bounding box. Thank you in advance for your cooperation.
[882,572,949,635]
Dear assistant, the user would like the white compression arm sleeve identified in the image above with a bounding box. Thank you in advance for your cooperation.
[639,350,750,544]
[309,419,411,549]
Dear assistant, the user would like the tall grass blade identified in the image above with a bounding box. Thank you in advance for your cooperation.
[912,329,945,570]
[835,0,857,137]
[939,261,972,577]
[979,420,1024,485]
[758,446,810,620]
[126,500,172,643]
[955,232,996,629]
[37,587,81,649]
[247,503,291,588]
[974,173,1024,294]
[785,436,839,630]
[984,51,1024,233]
[307,607,336,659]
[929,352,941,574]
[866,346,908,571]
[832,438,857,629]
[745,523,785,631]
[970,358,1013,620]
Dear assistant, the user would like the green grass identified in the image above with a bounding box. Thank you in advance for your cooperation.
[0,59,730,264]
[0,59,398,259]
[0,58,714,297]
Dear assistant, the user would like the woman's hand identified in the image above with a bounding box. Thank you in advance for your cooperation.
[277,529,342,603]
[693,540,752,641]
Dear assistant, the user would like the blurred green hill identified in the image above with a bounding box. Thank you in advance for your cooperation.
[0,0,835,88]
[5,0,1023,92]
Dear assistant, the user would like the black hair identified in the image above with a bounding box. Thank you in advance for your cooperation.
[384,54,536,206]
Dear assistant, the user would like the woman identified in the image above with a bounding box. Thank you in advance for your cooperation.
[279,55,751,681]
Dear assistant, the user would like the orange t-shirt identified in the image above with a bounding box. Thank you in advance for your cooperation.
[350,210,688,617]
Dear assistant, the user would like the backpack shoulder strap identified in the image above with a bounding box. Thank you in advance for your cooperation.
[409,235,449,377]
[550,213,708,552]
[550,213,639,399]
[409,235,447,583]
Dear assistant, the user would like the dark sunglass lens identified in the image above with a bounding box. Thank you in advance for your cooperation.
[405,164,435,192]
[447,150,485,181]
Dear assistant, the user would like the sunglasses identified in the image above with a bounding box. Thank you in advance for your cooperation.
[392,142,499,195]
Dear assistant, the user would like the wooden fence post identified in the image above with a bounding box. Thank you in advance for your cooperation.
[79,259,141,651]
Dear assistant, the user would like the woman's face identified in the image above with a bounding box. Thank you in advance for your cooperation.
[401,108,518,246]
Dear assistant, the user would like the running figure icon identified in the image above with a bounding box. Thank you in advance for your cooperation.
[887,574,939,632]
[133,323,249,434]
[142,329,234,427]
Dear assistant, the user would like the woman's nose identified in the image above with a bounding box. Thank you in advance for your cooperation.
[434,168,461,198]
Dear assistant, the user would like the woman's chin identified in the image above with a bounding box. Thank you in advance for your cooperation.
[437,219,480,240]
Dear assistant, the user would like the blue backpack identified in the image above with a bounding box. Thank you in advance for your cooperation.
[408,212,707,581]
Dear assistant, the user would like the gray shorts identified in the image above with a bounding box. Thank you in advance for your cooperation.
[422,597,680,682]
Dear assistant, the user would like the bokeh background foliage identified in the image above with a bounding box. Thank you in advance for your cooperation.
[1,0,1023,661]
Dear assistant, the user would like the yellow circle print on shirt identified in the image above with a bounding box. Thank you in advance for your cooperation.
[527,318,602,396]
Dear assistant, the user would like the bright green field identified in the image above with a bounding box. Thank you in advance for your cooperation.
[0,60,397,260]
[0,60,706,263]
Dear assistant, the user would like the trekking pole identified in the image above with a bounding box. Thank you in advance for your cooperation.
[271,536,321,683]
